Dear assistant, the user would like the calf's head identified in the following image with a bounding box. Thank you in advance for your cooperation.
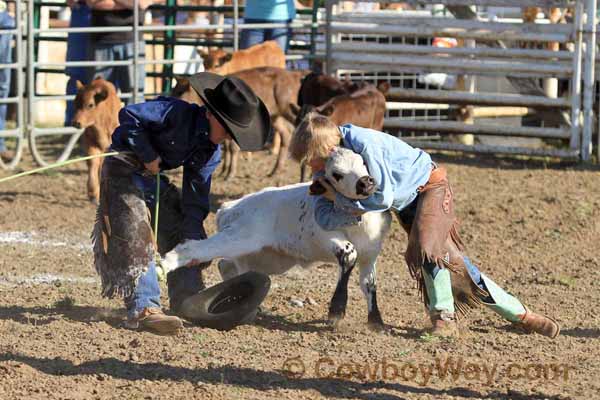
[325,147,376,200]
[199,47,232,73]
[71,79,116,129]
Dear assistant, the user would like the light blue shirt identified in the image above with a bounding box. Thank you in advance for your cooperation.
[244,0,295,21]
[315,124,433,231]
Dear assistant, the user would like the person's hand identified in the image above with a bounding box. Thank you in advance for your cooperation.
[317,176,336,201]
[144,156,161,175]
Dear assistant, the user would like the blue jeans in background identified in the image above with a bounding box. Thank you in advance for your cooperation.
[92,42,146,104]
[64,3,91,126]
[0,11,14,152]
[240,18,292,53]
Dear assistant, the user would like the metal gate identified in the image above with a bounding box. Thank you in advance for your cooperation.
[0,0,322,170]
[0,0,24,170]
[325,0,597,161]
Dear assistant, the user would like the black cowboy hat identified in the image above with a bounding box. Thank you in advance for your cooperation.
[188,72,272,152]
[178,271,271,331]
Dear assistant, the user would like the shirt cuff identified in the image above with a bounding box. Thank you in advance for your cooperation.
[334,192,364,215]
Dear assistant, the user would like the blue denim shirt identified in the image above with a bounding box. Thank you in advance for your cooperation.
[244,0,295,20]
[315,124,432,231]
[110,96,221,240]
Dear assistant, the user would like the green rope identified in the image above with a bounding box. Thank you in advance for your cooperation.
[0,151,120,184]
[154,172,160,236]
[154,172,168,282]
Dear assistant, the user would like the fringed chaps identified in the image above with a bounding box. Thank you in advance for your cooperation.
[92,157,155,299]
[91,155,187,299]
[399,167,487,317]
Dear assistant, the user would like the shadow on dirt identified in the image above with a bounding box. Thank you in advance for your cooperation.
[0,352,565,400]
[253,314,426,339]
[0,305,125,328]
[559,327,600,338]
[254,313,331,333]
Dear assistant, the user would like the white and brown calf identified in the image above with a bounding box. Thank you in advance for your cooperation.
[162,147,392,330]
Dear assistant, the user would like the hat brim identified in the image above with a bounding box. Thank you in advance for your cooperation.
[188,72,272,152]
[178,271,271,331]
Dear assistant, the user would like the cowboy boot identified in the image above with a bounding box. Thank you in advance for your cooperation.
[125,307,183,336]
[478,272,560,339]
[515,307,560,339]
[423,267,459,337]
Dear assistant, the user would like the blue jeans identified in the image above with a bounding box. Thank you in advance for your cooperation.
[0,11,13,152]
[92,42,145,104]
[64,4,91,126]
[240,18,292,53]
[125,172,205,316]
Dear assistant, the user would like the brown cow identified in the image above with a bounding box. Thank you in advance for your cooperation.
[199,41,286,76]
[171,67,308,179]
[310,83,389,129]
[72,78,121,204]
[294,72,389,180]
[297,72,361,109]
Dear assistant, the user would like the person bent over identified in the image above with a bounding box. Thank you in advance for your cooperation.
[289,112,559,339]
[92,73,271,335]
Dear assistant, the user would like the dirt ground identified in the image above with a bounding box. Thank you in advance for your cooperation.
[0,148,599,400]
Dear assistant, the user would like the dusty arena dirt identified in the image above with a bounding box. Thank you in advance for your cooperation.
[0,148,599,400]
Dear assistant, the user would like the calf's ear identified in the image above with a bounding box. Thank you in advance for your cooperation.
[377,81,391,95]
[219,53,233,65]
[94,88,109,104]
[76,80,85,91]
[320,105,334,116]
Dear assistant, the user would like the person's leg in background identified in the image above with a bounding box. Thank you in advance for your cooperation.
[0,9,13,159]
[118,41,145,105]
[92,44,117,89]
[264,19,291,53]
[239,18,267,49]
[64,2,91,126]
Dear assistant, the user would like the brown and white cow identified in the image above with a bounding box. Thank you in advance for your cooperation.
[72,78,121,204]
[199,40,286,76]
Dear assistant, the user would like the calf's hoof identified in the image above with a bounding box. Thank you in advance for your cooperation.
[327,309,345,328]
[89,197,99,206]
[367,314,385,332]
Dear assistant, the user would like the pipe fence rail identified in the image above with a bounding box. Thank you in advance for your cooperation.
[1,0,600,170]
[325,0,598,161]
